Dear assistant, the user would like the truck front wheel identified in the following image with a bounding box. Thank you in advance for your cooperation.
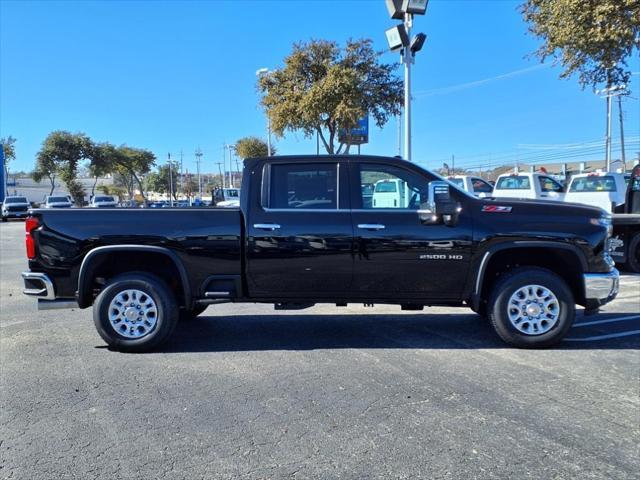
[487,267,575,348]
[93,272,178,352]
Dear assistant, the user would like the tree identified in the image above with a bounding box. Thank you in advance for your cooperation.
[110,146,156,202]
[258,39,403,154]
[34,131,92,203]
[234,136,275,159]
[1,136,16,167]
[145,162,179,200]
[88,142,117,197]
[521,0,640,89]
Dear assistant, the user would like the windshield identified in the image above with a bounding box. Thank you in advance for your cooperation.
[94,196,114,202]
[48,196,70,203]
[569,176,616,192]
[496,176,531,190]
[5,197,27,203]
[375,181,397,193]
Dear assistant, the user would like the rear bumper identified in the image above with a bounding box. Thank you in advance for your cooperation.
[584,268,619,307]
[22,271,55,300]
[22,271,78,309]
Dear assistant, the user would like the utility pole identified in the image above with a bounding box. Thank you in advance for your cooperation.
[216,162,224,189]
[167,152,173,207]
[451,154,455,174]
[179,150,184,198]
[397,115,401,157]
[596,84,626,171]
[221,145,226,189]
[195,147,203,198]
[617,95,626,169]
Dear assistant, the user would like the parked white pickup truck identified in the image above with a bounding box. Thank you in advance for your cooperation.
[564,172,628,213]
[493,172,565,201]
[447,175,494,198]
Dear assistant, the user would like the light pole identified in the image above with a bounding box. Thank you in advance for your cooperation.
[194,147,203,198]
[256,67,272,156]
[167,152,174,207]
[596,84,626,171]
[385,0,428,162]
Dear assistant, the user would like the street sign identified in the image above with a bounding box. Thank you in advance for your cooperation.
[339,117,369,146]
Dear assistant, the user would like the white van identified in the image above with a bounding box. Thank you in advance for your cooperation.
[564,172,628,212]
[493,172,565,201]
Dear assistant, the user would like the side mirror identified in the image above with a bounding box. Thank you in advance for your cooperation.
[418,181,460,226]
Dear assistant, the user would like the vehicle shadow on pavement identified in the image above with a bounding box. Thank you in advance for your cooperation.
[159,312,640,353]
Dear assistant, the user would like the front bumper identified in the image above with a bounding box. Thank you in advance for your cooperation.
[2,210,28,218]
[584,268,619,308]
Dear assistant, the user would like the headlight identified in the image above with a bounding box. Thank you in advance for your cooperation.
[590,216,612,235]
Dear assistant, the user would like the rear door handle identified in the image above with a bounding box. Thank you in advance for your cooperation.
[357,224,386,231]
[253,223,281,231]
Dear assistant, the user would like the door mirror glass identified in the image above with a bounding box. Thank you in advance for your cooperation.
[419,181,460,226]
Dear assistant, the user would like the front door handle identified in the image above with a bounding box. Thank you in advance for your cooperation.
[357,224,386,231]
[253,223,281,231]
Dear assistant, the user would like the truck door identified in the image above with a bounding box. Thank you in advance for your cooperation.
[246,160,353,298]
[349,161,473,300]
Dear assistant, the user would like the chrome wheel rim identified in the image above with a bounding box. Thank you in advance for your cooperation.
[108,289,158,339]
[507,284,560,336]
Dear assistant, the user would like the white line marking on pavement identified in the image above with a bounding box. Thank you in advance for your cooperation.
[565,330,640,342]
[573,315,640,328]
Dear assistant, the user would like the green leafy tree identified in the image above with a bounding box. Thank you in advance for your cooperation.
[34,131,92,203]
[521,0,640,88]
[145,162,179,200]
[235,136,275,159]
[88,142,118,197]
[258,39,403,154]
[110,146,156,202]
[1,136,16,167]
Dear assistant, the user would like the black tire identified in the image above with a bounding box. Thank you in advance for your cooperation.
[93,272,178,352]
[625,233,640,273]
[1,217,7,222]
[487,267,575,348]
[179,304,208,321]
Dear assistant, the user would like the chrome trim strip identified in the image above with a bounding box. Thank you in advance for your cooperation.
[37,299,78,310]
[21,272,55,300]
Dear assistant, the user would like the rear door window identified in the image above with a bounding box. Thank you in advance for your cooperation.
[267,163,337,209]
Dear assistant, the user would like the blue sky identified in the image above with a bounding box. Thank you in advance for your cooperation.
[1,0,639,174]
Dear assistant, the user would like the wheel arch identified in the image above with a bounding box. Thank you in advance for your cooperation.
[470,242,587,310]
[77,245,192,309]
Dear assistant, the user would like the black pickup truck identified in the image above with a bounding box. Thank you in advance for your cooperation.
[22,155,619,352]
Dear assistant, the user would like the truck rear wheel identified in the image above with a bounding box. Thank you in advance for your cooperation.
[93,272,178,352]
[625,233,640,273]
[487,267,574,348]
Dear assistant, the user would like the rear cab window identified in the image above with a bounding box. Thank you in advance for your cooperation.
[496,175,531,190]
[569,176,617,192]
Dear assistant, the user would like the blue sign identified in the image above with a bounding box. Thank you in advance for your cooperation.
[339,116,369,145]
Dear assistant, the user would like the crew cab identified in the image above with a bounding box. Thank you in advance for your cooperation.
[1,196,30,221]
[493,172,565,201]
[447,175,494,198]
[89,195,118,208]
[44,195,73,208]
[22,155,619,352]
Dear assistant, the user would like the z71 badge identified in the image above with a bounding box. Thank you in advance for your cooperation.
[482,205,512,213]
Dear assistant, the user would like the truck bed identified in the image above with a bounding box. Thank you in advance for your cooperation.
[30,208,242,298]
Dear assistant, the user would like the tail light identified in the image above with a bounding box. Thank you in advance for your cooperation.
[25,217,39,259]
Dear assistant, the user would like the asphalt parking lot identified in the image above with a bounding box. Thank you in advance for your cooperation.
[1,219,638,479]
